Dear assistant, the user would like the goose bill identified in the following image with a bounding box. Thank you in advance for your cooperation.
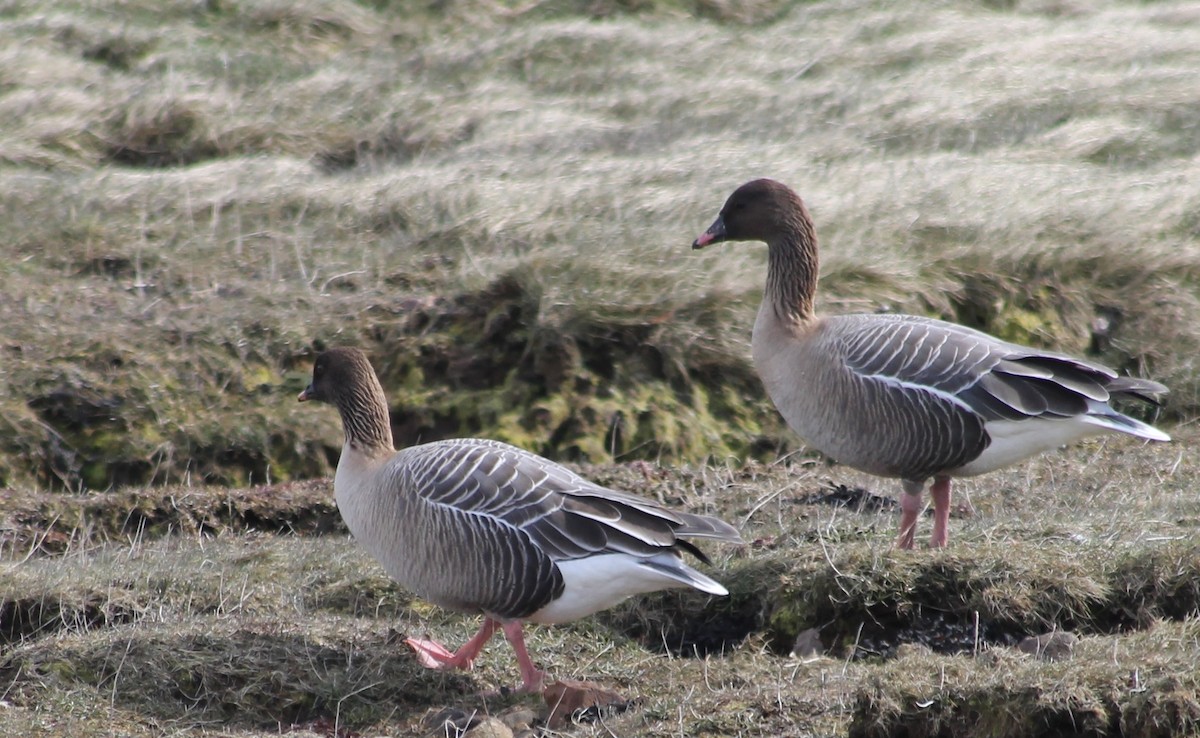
[692,215,726,249]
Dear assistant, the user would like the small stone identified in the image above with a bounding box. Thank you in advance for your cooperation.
[791,627,824,658]
[1017,632,1077,661]
[543,678,632,729]
[423,707,478,738]
[499,707,538,731]
[463,717,513,738]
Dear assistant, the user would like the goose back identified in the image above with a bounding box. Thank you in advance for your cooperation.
[335,437,740,623]
[753,310,1167,481]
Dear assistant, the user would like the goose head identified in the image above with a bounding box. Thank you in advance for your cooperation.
[298,347,394,453]
[692,178,807,249]
[297,347,377,405]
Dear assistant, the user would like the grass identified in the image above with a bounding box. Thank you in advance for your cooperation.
[2,0,1200,735]
[5,434,1200,736]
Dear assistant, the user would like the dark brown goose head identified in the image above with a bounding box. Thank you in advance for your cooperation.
[692,178,812,249]
[298,347,393,453]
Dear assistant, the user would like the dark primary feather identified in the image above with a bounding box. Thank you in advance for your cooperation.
[1107,376,1169,405]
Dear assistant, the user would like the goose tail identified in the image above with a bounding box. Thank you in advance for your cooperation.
[639,554,730,596]
[1084,401,1171,442]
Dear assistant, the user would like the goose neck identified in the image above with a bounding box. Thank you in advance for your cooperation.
[765,225,818,326]
[335,384,395,457]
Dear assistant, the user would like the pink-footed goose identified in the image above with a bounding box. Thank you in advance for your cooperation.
[298,347,743,692]
[693,178,1170,549]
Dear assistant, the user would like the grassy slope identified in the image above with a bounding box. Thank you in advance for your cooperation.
[0,0,1198,488]
[4,0,1200,736]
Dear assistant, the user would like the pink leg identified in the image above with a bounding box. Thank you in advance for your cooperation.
[405,617,500,671]
[929,476,952,548]
[897,480,925,550]
[501,620,546,693]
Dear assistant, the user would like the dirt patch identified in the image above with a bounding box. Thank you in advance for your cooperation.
[846,610,1025,660]
[604,584,772,658]
[0,593,143,644]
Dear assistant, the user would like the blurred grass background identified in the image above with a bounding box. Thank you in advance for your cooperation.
[1,0,1196,491]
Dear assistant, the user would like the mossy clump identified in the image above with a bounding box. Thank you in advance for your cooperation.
[304,271,788,480]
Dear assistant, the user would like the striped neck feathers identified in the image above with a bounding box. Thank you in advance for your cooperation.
[765,203,819,327]
[334,376,395,456]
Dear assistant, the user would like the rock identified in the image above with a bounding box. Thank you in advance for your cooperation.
[498,707,538,731]
[542,678,632,729]
[791,627,825,659]
[463,717,513,738]
[423,707,478,737]
[1017,632,1077,661]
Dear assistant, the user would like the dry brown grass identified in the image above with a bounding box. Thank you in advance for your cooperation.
[4,432,1200,736]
